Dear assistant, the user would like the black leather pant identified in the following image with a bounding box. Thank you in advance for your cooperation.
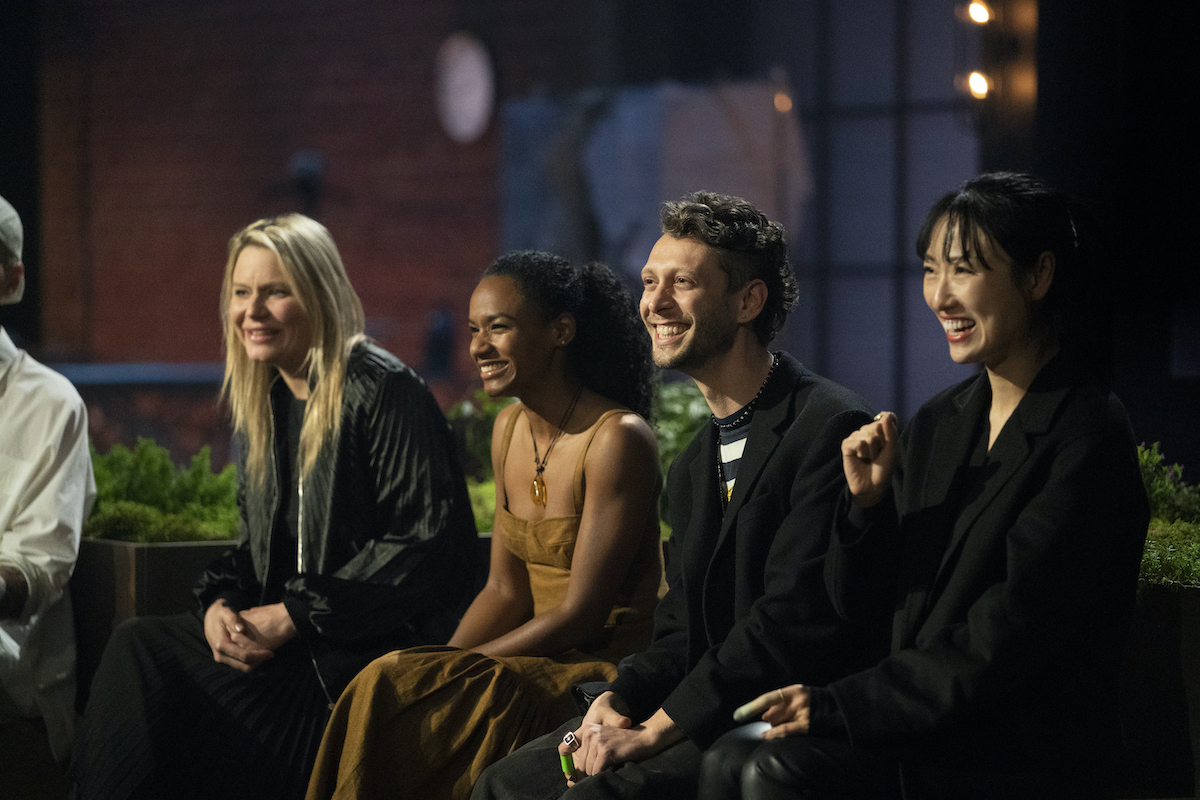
[697,723,901,800]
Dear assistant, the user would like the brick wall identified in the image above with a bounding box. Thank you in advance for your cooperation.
[37,0,604,404]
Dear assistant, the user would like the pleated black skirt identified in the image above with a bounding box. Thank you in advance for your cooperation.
[72,612,331,800]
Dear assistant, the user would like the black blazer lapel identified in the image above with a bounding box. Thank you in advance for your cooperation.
[700,357,797,646]
[930,422,1030,588]
[894,376,987,644]
[715,358,798,545]
[920,374,988,510]
[720,398,786,529]
[930,370,1072,588]
[685,425,723,588]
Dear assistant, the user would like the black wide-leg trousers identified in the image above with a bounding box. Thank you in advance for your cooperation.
[72,612,330,800]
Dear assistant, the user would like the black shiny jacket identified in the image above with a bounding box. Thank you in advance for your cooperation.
[195,342,481,697]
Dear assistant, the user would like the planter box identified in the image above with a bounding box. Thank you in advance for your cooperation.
[1118,583,1200,799]
[71,537,234,709]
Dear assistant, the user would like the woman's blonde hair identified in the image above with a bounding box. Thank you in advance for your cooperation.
[220,214,365,487]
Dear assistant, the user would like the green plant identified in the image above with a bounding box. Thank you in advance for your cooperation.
[651,378,709,533]
[1139,442,1200,523]
[652,378,710,484]
[1140,518,1200,587]
[467,478,496,535]
[1138,442,1200,586]
[446,390,509,535]
[87,438,238,543]
[447,390,516,481]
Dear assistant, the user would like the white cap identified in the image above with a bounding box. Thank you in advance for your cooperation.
[0,194,26,305]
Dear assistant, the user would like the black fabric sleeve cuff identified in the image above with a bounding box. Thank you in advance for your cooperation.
[209,590,252,612]
[282,595,314,642]
[834,487,891,548]
[608,673,657,724]
[807,686,850,741]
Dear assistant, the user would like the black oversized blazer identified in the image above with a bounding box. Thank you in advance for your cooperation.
[609,352,876,748]
[821,357,1149,786]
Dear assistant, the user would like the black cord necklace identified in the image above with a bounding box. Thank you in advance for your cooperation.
[711,352,779,430]
[529,385,583,507]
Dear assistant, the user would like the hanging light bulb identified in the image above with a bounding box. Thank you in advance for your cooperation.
[968,2,992,23]
[968,71,991,98]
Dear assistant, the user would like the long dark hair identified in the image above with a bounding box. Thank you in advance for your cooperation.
[483,251,655,418]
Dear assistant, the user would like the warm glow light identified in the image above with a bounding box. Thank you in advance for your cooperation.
[968,71,990,98]
[968,2,992,23]
[773,91,793,113]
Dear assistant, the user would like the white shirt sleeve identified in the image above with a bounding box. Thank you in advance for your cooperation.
[0,334,96,624]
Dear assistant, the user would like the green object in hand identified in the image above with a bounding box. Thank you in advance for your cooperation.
[560,753,575,778]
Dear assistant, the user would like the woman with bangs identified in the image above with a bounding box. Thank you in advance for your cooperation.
[698,173,1149,799]
[72,214,480,800]
[306,250,664,800]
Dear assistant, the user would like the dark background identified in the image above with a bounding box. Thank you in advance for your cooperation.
[2,0,1196,471]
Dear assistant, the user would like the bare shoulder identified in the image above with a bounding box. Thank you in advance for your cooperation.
[493,400,522,428]
[490,401,526,444]
[588,409,659,463]
[489,401,523,459]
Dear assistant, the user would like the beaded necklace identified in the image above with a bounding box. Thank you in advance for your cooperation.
[710,352,780,430]
[712,352,779,512]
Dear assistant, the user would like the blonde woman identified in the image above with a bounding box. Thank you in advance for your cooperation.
[72,215,481,800]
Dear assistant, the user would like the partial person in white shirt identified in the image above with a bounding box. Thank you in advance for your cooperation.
[0,193,96,778]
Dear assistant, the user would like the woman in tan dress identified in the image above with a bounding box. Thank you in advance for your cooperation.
[306,251,663,800]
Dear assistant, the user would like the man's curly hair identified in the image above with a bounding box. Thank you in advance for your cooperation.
[660,191,797,344]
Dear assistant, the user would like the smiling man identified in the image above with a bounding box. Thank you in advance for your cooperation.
[472,191,879,800]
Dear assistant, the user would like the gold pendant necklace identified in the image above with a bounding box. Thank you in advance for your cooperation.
[529,385,582,507]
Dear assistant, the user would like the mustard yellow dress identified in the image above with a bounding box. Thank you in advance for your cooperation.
[306,407,662,800]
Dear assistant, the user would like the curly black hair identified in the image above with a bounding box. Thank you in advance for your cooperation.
[483,251,655,419]
[660,191,798,344]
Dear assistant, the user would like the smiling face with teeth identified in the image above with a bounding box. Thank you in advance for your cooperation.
[468,275,567,399]
[228,245,313,391]
[922,215,1048,375]
[639,234,744,375]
